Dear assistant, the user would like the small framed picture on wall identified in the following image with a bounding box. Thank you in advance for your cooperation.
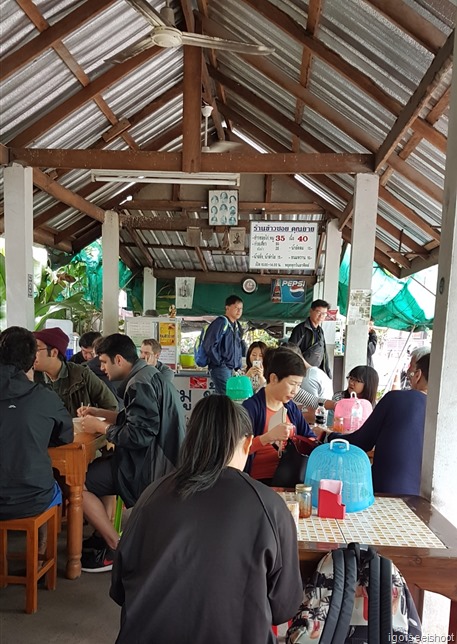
[208,190,238,225]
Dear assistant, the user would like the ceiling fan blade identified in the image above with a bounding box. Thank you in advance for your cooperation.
[106,35,155,63]
[180,32,274,55]
[207,141,244,153]
[124,0,166,28]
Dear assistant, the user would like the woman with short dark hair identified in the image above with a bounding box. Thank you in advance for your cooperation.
[110,395,303,643]
[242,348,316,485]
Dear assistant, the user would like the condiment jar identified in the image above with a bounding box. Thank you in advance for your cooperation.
[295,484,312,518]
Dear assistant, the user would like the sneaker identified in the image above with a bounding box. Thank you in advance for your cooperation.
[81,547,115,573]
[82,532,107,551]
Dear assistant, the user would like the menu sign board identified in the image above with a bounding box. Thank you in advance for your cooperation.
[249,222,318,270]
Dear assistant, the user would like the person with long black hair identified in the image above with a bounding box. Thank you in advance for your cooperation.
[110,395,302,644]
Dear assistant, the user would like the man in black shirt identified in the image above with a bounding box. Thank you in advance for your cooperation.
[289,299,332,378]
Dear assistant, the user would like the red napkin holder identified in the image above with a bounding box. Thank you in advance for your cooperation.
[318,479,346,519]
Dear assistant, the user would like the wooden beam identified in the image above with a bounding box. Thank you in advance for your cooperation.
[292,0,323,151]
[387,154,443,204]
[0,144,9,165]
[379,185,440,242]
[427,87,451,123]
[202,11,448,192]
[12,0,48,29]
[182,46,202,173]
[8,46,162,148]
[240,0,443,149]
[1,0,117,80]
[127,229,154,268]
[72,225,102,253]
[10,148,374,174]
[126,200,324,213]
[119,245,140,271]
[195,245,208,272]
[152,269,317,286]
[0,218,72,252]
[54,216,96,244]
[363,0,447,53]
[32,169,105,223]
[375,32,454,170]
[209,65,334,154]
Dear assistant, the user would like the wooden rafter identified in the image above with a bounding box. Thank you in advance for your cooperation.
[363,0,447,53]
[9,148,374,174]
[209,66,333,154]
[33,169,105,223]
[375,31,454,171]
[1,0,114,79]
[182,46,202,173]
[127,229,154,268]
[240,0,441,148]
[180,0,225,141]
[7,46,163,148]
[125,200,324,213]
[292,0,323,152]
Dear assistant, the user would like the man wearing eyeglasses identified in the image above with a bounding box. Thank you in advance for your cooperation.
[289,299,332,378]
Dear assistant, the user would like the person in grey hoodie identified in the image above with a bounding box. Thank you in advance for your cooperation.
[77,333,186,573]
[0,326,73,520]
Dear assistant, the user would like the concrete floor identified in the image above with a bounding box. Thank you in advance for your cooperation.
[0,529,121,644]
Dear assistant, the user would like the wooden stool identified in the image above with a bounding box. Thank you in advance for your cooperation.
[0,504,58,614]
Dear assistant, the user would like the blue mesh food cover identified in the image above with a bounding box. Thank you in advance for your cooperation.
[304,439,374,513]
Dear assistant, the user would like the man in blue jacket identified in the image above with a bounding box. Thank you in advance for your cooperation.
[203,295,245,394]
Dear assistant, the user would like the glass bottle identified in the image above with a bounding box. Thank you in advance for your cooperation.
[295,484,313,519]
[315,400,327,427]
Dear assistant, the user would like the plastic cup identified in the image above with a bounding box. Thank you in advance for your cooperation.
[286,501,300,528]
[333,417,344,433]
[72,418,83,434]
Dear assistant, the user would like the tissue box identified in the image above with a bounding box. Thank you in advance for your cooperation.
[318,479,346,519]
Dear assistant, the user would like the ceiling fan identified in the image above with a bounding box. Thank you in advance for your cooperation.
[201,104,244,153]
[111,0,274,63]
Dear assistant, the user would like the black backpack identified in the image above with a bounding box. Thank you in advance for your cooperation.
[286,542,422,643]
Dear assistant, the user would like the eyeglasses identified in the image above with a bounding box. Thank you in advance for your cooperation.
[347,375,364,384]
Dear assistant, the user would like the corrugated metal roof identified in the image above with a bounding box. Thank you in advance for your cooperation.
[1,0,454,280]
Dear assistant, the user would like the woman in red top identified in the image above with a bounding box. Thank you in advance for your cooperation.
[243,348,315,485]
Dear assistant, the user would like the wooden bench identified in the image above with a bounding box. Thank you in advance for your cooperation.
[0,504,58,613]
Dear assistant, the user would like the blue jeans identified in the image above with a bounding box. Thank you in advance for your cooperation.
[209,366,233,395]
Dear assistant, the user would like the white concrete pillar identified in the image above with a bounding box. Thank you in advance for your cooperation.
[102,210,119,335]
[323,219,342,376]
[421,26,457,525]
[4,165,35,329]
[343,174,378,377]
[143,267,157,313]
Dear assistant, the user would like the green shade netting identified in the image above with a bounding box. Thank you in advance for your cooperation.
[338,247,434,331]
[157,281,313,321]
[65,242,435,330]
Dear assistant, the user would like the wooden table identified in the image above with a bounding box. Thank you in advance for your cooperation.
[49,432,106,580]
[297,495,457,637]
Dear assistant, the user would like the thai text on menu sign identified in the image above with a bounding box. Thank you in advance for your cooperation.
[249,222,318,270]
